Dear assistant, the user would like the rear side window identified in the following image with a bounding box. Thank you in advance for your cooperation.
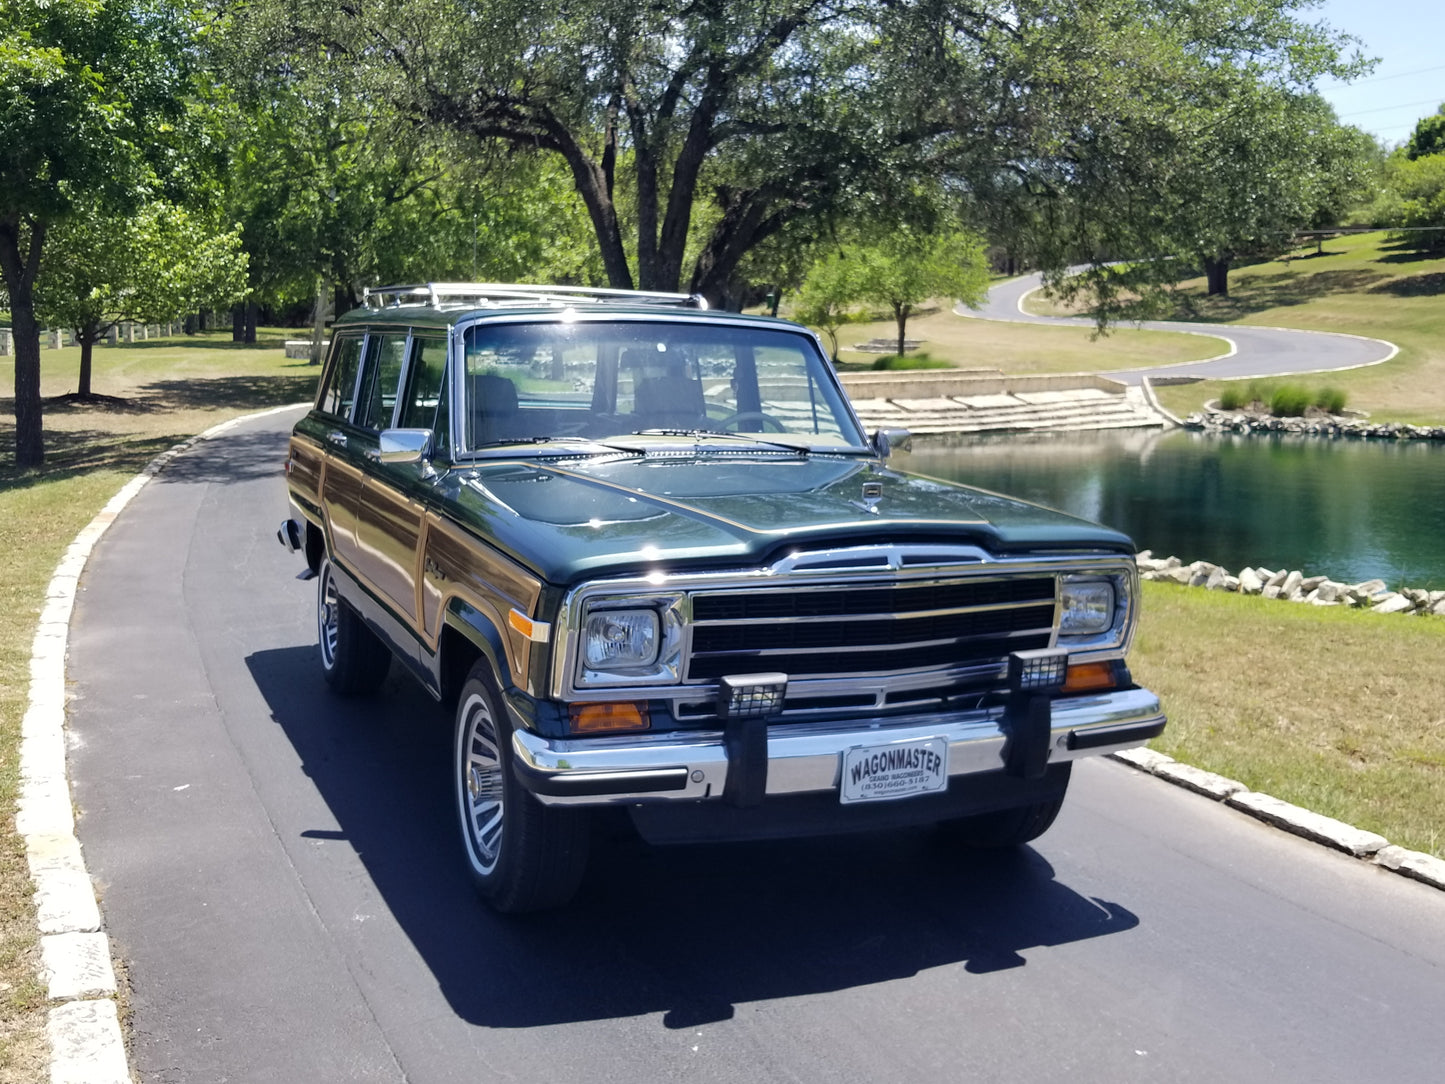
[356,333,411,431]
[318,335,365,419]
[399,338,448,430]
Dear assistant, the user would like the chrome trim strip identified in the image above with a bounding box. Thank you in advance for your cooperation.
[689,597,1057,627]
[551,548,1137,699]
[512,687,1164,806]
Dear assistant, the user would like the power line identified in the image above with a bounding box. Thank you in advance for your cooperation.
[1327,62,1445,88]
[1339,95,1443,119]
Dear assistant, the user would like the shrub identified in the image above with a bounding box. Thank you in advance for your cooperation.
[1314,387,1347,414]
[1269,384,1312,417]
[1219,386,1246,410]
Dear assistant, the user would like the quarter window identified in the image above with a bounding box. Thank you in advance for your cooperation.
[318,335,365,419]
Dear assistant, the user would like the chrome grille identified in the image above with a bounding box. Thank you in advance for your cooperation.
[686,575,1058,682]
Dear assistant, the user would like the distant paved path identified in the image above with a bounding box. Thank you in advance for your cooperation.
[961,273,1398,386]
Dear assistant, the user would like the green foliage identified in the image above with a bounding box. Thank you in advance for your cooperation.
[36,201,248,333]
[1218,386,1247,411]
[1268,384,1312,417]
[792,250,860,359]
[1314,387,1347,414]
[852,228,991,355]
[1,0,212,465]
[1405,106,1445,161]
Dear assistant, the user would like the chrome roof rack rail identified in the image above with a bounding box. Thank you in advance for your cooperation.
[361,283,708,311]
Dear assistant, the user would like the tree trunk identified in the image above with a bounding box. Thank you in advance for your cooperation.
[77,329,98,397]
[1204,257,1230,297]
[245,300,258,344]
[0,217,46,467]
[232,304,246,342]
[894,303,911,357]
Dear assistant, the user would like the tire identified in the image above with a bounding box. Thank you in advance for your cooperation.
[454,661,590,913]
[938,764,1072,848]
[317,556,391,695]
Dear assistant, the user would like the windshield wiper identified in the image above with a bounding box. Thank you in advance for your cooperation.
[472,435,640,455]
[631,428,812,455]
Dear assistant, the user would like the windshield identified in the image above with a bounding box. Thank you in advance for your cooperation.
[458,318,865,453]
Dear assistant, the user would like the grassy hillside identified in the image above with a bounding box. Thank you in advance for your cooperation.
[787,301,1225,375]
[1026,233,1445,424]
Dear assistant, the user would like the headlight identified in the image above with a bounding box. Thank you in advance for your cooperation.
[583,609,660,669]
[1060,579,1116,636]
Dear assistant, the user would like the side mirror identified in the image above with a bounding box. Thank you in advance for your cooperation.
[871,428,912,458]
[379,428,433,465]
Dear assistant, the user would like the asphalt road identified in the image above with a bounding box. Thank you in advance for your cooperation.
[962,274,1397,384]
[69,408,1445,1083]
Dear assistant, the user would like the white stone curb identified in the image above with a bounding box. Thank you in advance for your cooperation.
[1110,749,1444,889]
[18,404,307,1084]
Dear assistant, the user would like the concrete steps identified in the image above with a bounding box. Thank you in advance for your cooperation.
[849,385,1166,435]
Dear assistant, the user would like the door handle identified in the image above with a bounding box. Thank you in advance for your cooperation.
[327,430,347,446]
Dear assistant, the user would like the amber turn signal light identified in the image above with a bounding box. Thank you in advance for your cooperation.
[1062,661,1118,694]
[570,702,650,733]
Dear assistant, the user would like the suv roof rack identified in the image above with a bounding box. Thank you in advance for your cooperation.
[361,282,709,311]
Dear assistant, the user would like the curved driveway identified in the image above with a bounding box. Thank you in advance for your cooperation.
[962,273,1397,385]
[67,408,1445,1082]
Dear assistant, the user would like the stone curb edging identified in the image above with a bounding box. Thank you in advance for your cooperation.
[1136,551,1444,619]
[1109,749,1445,891]
[17,404,307,1084]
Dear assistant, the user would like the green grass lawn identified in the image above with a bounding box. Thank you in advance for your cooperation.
[797,302,1226,374]
[1132,581,1445,858]
[1024,233,1445,425]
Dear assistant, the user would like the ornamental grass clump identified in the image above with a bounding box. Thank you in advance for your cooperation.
[1269,384,1313,417]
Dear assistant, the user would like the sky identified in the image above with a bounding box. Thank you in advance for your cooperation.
[1312,0,1444,147]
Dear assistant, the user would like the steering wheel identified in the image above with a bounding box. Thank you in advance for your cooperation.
[715,410,787,433]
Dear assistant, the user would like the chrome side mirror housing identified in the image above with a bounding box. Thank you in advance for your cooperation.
[871,427,912,458]
[379,428,433,464]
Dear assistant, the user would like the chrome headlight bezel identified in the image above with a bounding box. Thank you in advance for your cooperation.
[1058,571,1135,654]
[571,593,685,689]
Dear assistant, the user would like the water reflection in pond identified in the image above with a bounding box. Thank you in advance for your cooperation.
[895,429,1445,590]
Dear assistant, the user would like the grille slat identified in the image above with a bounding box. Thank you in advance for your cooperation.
[686,575,1058,683]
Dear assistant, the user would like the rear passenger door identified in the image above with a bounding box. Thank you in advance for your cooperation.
[354,333,447,639]
[314,332,370,571]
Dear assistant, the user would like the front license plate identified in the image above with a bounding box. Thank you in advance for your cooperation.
[840,738,949,804]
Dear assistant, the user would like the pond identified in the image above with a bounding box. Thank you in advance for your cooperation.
[895,428,1445,590]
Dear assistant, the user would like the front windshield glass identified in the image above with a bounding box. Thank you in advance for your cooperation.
[459,318,864,452]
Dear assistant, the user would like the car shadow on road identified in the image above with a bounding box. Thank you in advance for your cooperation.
[247,645,1140,1030]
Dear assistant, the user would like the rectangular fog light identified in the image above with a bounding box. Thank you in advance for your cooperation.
[1010,648,1069,692]
[717,673,788,719]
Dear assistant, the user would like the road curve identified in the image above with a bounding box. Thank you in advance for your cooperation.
[961,273,1397,385]
[66,408,1445,1083]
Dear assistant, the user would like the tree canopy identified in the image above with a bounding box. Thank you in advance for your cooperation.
[1,0,211,466]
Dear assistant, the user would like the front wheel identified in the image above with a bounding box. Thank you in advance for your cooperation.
[937,764,1072,847]
[454,662,590,913]
[317,557,391,695]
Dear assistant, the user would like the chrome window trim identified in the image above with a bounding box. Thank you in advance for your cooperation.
[447,312,873,458]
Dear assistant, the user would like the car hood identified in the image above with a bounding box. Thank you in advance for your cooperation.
[448,454,1135,583]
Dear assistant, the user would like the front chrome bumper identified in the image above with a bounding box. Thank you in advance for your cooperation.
[511,687,1165,806]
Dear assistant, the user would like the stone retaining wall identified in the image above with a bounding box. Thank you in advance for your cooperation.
[1185,409,1445,442]
[1137,551,1445,617]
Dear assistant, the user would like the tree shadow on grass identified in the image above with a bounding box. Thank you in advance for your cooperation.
[0,428,186,491]
[136,374,318,411]
[1369,272,1445,297]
